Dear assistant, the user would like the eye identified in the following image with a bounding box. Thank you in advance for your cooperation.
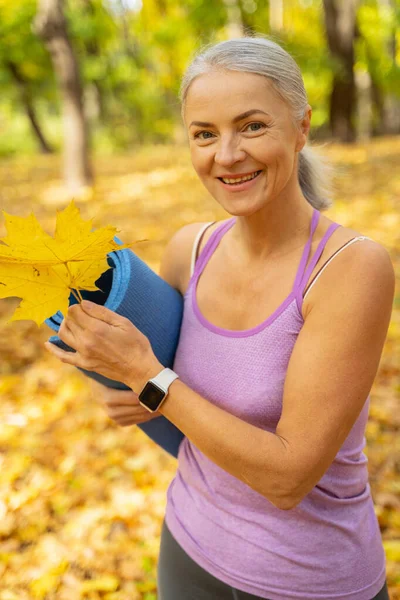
[244,122,266,132]
[193,130,214,140]
[192,121,267,141]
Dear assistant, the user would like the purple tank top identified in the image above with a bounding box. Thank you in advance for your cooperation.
[164,208,387,600]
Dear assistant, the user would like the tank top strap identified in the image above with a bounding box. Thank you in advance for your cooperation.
[193,211,342,298]
[298,221,342,295]
[292,208,320,292]
[192,218,235,280]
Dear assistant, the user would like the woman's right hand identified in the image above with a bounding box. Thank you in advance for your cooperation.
[89,379,160,426]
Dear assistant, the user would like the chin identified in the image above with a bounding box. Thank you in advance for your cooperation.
[221,204,262,218]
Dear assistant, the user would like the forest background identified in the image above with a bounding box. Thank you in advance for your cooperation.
[0,0,399,598]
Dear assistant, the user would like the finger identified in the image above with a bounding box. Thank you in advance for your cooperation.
[78,300,127,329]
[88,382,117,404]
[106,404,146,418]
[58,319,79,349]
[44,341,83,367]
[112,416,156,426]
[88,380,108,396]
[89,384,107,403]
[89,380,108,390]
[89,388,138,407]
[91,390,107,406]
[112,419,135,427]
[104,391,139,407]
[67,303,99,331]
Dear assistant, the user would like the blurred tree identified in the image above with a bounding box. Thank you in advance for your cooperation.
[34,0,93,193]
[4,60,53,154]
[0,0,54,153]
[355,0,400,137]
[280,1,332,137]
[222,0,244,38]
[375,0,400,133]
[2,0,399,157]
[269,0,284,32]
[323,0,359,142]
[78,0,106,121]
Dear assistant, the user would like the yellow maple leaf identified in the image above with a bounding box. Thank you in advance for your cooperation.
[0,200,128,265]
[0,201,144,326]
[0,212,57,265]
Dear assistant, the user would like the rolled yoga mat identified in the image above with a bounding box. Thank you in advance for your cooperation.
[45,237,185,458]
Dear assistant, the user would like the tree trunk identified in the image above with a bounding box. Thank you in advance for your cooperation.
[355,69,372,141]
[370,78,386,136]
[6,61,53,154]
[323,0,359,142]
[34,0,93,194]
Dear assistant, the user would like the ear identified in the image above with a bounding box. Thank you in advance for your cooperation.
[295,105,312,152]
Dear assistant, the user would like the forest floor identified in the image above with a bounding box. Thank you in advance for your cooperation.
[0,137,399,599]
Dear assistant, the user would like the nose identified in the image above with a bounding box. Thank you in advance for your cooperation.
[214,137,247,168]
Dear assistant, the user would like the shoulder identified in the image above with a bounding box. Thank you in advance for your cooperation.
[342,238,395,302]
[307,229,395,322]
[318,214,394,286]
[303,213,395,316]
[158,220,228,294]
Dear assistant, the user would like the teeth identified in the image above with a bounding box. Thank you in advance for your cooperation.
[222,171,260,184]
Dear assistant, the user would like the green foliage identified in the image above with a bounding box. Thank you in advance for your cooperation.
[0,0,399,156]
[0,0,54,93]
[357,0,400,96]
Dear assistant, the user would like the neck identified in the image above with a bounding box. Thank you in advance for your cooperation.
[228,196,315,265]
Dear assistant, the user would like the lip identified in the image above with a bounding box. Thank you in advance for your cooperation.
[217,170,263,192]
[216,170,262,179]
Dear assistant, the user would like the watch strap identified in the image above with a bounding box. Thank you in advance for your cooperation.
[149,368,179,392]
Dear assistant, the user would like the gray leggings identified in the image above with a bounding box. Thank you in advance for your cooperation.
[157,519,390,600]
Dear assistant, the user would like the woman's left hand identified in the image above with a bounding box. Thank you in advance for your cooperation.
[44,300,163,393]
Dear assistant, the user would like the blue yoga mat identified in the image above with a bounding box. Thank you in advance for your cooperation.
[45,237,185,458]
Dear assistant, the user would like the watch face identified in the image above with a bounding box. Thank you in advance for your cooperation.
[139,382,165,411]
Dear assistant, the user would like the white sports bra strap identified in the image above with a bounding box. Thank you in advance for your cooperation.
[303,236,373,300]
[190,222,217,278]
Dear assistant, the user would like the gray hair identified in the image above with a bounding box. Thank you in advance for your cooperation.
[180,36,333,211]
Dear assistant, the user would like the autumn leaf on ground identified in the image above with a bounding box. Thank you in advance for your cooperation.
[0,201,146,326]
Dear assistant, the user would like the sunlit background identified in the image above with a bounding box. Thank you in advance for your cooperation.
[0,0,399,598]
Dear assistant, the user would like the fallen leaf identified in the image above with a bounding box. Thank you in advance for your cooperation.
[80,574,120,593]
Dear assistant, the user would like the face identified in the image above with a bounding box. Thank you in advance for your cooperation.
[183,70,311,215]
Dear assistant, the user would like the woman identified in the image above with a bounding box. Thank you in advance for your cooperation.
[45,37,394,599]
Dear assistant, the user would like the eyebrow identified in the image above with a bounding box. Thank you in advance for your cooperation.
[189,109,272,128]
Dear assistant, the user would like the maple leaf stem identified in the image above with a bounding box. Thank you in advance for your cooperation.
[63,261,82,304]
[70,288,81,304]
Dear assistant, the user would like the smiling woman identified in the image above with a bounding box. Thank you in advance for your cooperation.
[181,40,333,218]
[90,35,393,600]
[157,36,392,600]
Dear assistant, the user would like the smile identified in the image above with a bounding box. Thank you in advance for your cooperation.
[218,170,262,185]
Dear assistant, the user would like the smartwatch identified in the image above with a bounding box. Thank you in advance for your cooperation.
[138,368,180,412]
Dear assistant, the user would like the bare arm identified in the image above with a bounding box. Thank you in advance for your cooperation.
[158,378,291,507]
[138,240,394,510]
[274,241,395,506]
